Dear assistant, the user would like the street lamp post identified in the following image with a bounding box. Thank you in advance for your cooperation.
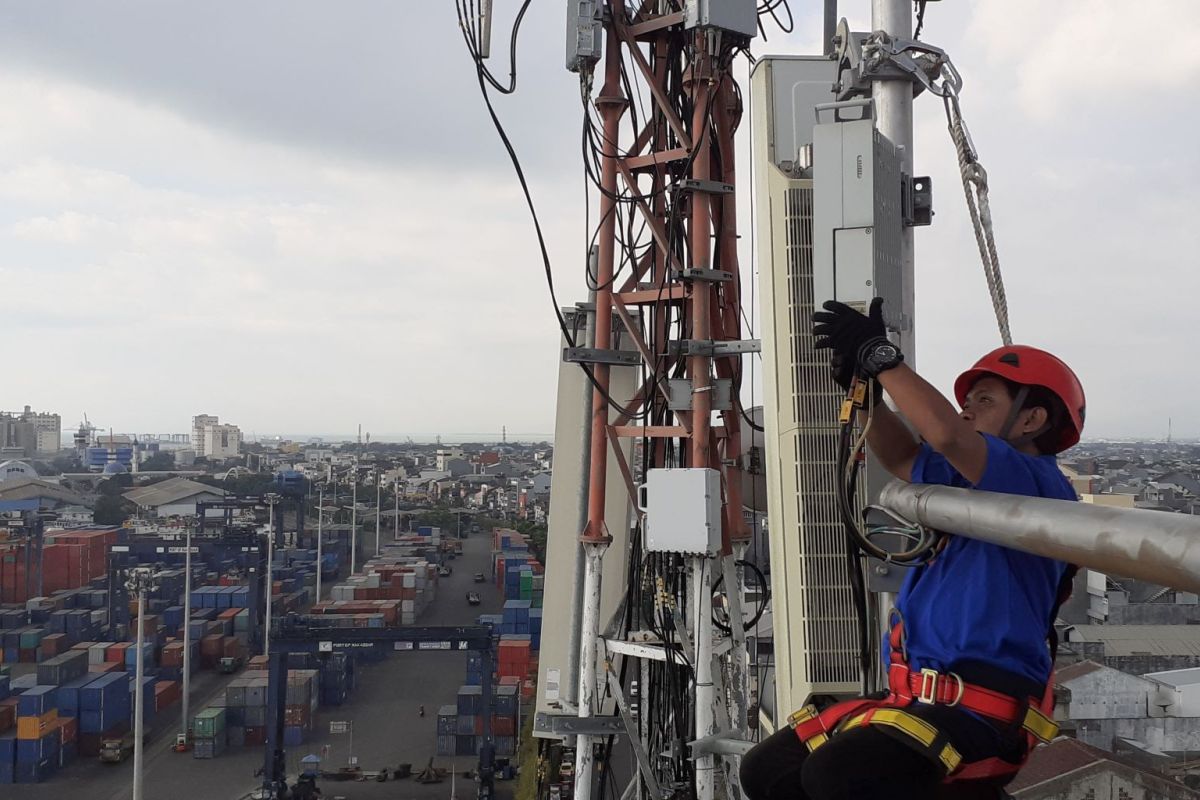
[393,477,399,544]
[375,471,382,557]
[181,521,194,746]
[125,567,159,800]
[315,483,325,602]
[264,493,281,659]
[350,462,358,574]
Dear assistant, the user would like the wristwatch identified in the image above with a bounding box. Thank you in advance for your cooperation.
[858,337,904,377]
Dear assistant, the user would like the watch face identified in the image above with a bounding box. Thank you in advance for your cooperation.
[875,344,898,359]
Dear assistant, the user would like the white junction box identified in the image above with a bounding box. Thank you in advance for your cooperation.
[640,468,723,556]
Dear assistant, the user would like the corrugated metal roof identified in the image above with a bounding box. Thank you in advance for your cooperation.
[1066,625,1200,657]
[0,478,90,507]
[124,477,225,508]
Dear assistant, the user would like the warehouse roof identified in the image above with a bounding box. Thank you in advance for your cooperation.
[124,477,225,509]
[0,478,91,508]
[1054,660,1105,684]
[1065,625,1200,657]
[1143,666,1200,688]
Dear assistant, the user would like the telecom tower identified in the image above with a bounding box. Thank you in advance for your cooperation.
[459,1,938,800]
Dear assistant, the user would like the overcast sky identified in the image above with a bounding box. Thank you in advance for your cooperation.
[0,2,1196,441]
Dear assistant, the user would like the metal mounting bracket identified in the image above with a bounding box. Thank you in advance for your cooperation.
[904,174,934,227]
[535,712,626,736]
[563,347,642,366]
[671,339,762,357]
[688,730,758,757]
[680,178,735,195]
[668,378,732,411]
[673,267,733,283]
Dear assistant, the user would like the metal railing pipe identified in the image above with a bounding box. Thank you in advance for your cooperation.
[878,482,1200,593]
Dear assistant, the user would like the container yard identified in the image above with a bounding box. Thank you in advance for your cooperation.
[1,516,531,800]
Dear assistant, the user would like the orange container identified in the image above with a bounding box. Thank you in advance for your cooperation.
[16,709,58,740]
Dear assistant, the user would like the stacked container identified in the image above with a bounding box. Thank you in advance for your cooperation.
[78,672,131,756]
[192,707,227,759]
[436,704,457,756]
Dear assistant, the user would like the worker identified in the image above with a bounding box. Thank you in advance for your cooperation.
[739,298,1085,800]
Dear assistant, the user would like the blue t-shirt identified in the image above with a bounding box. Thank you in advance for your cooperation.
[891,434,1076,687]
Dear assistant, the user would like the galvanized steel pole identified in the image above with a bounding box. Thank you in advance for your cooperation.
[133,586,145,800]
[181,524,193,743]
[316,485,324,602]
[878,482,1200,594]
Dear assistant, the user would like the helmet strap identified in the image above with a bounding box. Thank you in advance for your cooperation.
[998,385,1051,450]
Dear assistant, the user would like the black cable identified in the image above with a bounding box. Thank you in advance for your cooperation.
[836,417,873,696]
[914,1,929,40]
[710,559,769,632]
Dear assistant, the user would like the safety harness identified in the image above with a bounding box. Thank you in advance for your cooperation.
[788,566,1077,784]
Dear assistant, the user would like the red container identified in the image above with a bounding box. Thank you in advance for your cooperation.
[41,633,68,659]
[18,648,37,663]
[221,637,242,659]
[90,661,122,673]
[161,642,184,667]
[244,726,266,746]
[0,701,15,734]
[284,705,311,727]
[59,716,79,745]
[107,643,131,662]
[491,715,516,737]
[154,680,181,711]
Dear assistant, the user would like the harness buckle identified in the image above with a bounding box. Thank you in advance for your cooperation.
[918,668,939,704]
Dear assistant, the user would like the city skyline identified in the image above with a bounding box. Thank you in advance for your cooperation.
[1,3,1196,438]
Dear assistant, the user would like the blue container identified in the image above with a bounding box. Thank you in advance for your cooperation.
[56,674,98,717]
[283,726,305,746]
[16,686,57,717]
[0,675,9,701]
[456,714,476,735]
[456,685,482,716]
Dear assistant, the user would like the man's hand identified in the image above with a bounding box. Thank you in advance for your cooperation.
[813,298,887,369]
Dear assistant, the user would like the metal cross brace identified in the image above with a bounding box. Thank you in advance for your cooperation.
[605,663,670,800]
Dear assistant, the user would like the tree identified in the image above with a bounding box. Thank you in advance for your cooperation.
[94,495,133,525]
[139,452,175,471]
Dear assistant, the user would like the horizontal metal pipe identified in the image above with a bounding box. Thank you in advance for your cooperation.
[878,482,1200,594]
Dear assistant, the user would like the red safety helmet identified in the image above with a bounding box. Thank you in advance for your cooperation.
[954,345,1086,453]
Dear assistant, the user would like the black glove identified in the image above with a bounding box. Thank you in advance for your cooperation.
[813,298,886,364]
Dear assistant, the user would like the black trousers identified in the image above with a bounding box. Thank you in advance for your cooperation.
[739,706,1020,800]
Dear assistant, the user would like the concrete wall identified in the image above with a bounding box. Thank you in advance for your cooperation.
[1075,717,1200,755]
[158,493,224,517]
[1108,603,1200,625]
[1065,668,1155,719]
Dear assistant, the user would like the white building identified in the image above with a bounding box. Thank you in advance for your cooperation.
[203,424,242,460]
[191,414,219,454]
[436,447,464,471]
[1144,667,1200,717]
[305,449,334,462]
[0,459,38,484]
[1,406,61,455]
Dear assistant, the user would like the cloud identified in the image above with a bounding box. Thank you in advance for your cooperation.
[0,3,1195,440]
[966,1,1200,119]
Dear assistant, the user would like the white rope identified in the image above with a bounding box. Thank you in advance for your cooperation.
[943,86,1013,346]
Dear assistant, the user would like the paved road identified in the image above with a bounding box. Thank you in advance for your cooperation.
[3,533,517,800]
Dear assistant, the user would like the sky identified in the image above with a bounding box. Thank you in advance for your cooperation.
[0,1,1197,441]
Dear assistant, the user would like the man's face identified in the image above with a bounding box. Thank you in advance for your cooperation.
[959,376,1022,438]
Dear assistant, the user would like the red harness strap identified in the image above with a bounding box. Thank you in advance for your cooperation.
[790,622,1058,783]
